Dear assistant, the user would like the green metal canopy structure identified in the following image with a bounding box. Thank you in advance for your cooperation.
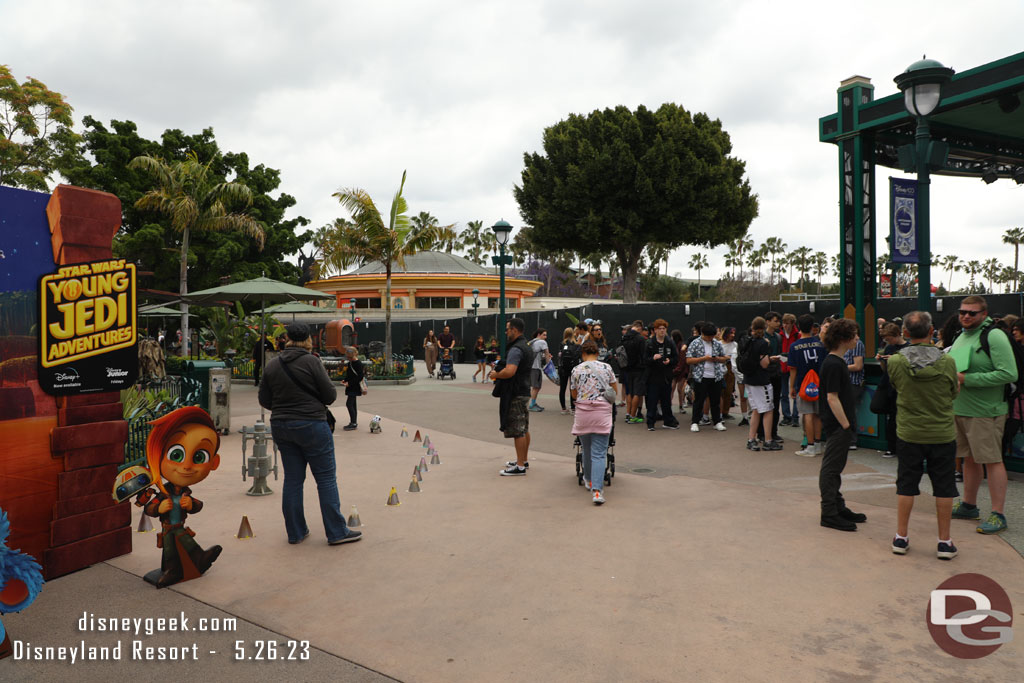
[819,51,1024,355]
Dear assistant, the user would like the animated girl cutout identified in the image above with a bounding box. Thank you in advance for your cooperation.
[139,407,223,588]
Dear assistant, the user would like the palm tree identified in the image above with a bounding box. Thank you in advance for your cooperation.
[130,151,264,356]
[983,257,1001,294]
[764,237,786,285]
[813,251,828,295]
[965,260,982,293]
[790,246,812,289]
[1002,227,1024,292]
[939,254,961,292]
[747,246,767,283]
[325,171,455,369]
[460,220,486,264]
[688,252,709,300]
[830,253,841,279]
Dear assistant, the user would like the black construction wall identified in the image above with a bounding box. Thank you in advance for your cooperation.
[348,293,1024,358]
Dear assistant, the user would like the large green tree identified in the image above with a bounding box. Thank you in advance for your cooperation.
[0,65,78,190]
[514,103,758,303]
[58,117,311,296]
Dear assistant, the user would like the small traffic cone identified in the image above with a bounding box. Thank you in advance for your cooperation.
[347,505,362,528]
[236,515,255,539]
[427,445,436,456]
[419,456,429,473]
[413,464,422,482]
[408,476,421,493]
[430,451,441,465]
[386,487,401,506]
[423,435,431,448]
[137,513,154,533]
[401,426,408,438]
[413,430,422,442]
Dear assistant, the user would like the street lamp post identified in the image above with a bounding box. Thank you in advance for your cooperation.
[894,56,954,312]
[491,220,514,357]
[471,288,480,320]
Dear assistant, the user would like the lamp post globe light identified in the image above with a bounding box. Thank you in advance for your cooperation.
[894,56,954,312]
[471,288,480,319]
[491,219,514,356]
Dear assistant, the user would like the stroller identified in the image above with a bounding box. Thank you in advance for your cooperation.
[575,406,616,487]
[437,348,456,380]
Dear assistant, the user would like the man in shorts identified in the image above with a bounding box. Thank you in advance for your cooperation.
[620,320,647,423]
[491,318,535,476]
[949,295,1016,534]
[788,314,825,456]
[886,311,961,558]
[528,328,550,412]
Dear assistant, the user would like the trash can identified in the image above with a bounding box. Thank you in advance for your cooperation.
[185,360,227,414]
[209,368,231,434]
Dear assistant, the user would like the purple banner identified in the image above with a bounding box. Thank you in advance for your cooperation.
[890,177,918,264]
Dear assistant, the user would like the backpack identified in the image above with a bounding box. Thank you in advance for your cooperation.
[975,325,1024,403]
[736,334,761,377]
[799,368,821,402]
[559,341,581,371]
[614,344,629,369]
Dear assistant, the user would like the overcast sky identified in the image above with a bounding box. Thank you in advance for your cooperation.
[3,0,1023,290]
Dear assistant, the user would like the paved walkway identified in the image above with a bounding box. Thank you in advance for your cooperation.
[5,362,1022,681]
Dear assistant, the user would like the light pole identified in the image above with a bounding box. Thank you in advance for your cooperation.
[894,56,954,312]
[471,288,480,320]
[491,220,514,357]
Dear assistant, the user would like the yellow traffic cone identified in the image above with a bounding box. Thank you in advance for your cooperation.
[401,426,408,437]
[386,487,401,506]
[347,505,362,527]
[137,513,154,533]
[408,476,421,493]
[236,515,254,539]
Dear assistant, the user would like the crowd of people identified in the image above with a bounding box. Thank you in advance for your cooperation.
[492,296,1019,557]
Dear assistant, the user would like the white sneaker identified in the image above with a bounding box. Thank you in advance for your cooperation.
[714,422,727,431]
[584,479,592,491]
[848,444,858,451]
[690,423,700,433]
[592,490,605,505]
[794,447,818,457]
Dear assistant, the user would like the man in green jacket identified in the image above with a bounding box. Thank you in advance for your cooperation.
[948,296,1016,534]
[887,311,960,558]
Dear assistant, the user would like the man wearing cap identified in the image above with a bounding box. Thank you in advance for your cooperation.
[259,324,362,546]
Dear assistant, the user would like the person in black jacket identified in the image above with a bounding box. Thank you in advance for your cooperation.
[621,320,647,423]
[340,346,365,431]
[644,318,681,431]
[258,324,361,546]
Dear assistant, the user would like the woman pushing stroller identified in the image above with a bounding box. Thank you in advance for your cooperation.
[570,340,617,505]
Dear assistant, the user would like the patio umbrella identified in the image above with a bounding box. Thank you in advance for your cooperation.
[186,277,333,420]
[266,300,332,322]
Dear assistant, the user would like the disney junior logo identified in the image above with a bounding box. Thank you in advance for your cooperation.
[928,573,1013,658]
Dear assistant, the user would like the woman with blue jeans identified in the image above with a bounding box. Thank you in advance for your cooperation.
[258,324,362,546]
[570,341,617,505]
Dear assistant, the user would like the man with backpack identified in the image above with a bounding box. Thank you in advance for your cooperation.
[949,295,1017,534]
[756,311,784,448]
[620,320,647,424]
[788,314,825,456]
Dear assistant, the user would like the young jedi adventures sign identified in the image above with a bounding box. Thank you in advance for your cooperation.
[38,259,138,394]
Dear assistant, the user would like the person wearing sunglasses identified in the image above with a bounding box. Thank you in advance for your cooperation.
[947,296,1016,535]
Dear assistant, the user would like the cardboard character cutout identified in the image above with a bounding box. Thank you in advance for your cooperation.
[0,509,44,659]
[136,407,223,588]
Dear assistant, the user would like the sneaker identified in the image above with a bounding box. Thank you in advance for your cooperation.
[891,536,909,555]
[722,414,735,421]
[764,440,783,451]
[794,447,818,457]
[779,418,792,427]
[814,442,825,455]
[820,514,857,532]
[647,426,655,432]
[616,401,626,407]
[746,439,761,451]
[663,423,680,430]
[690,423,700,433]
[954,470,964,482]
[737,417,749,426]
[328,529,363,545]
[561,409,570,415]
[848,444,858,451]
[472,376,477,383]
[529,404,544,412]
[977,512,1008,534]
[504,460,529,469]
[714,422,727,432]
[839,508,867,523]
[951,501,980,520]
[699,416,712,426]
[499,464,527,476]
[937,541,958,560]
[584,479,591,491]
[592,489,605,505]
[882,451,896,458]
[342,423,358,431]
[627,416,644,424]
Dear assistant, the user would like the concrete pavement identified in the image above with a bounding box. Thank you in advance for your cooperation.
[4,361,1022,681]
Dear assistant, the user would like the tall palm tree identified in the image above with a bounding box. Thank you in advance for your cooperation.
[813,251,828,295]
[762,237,786,285]
[724,245,743,279]
[1002,227,1024,292]
[460,220,486,264]
[965,260,982,293]
[325,171,455,369]
[939,254,961,292]
[688,252,709,300]
[130,151,264,356]
[791,246,812,289]
[983,257,1001,294]
[747,246,767,283]
[830,253,841,279]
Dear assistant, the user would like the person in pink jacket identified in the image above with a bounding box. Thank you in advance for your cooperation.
[570,340,618,505]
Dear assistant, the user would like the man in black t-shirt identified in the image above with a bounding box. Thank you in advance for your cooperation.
[818,318,868,532]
